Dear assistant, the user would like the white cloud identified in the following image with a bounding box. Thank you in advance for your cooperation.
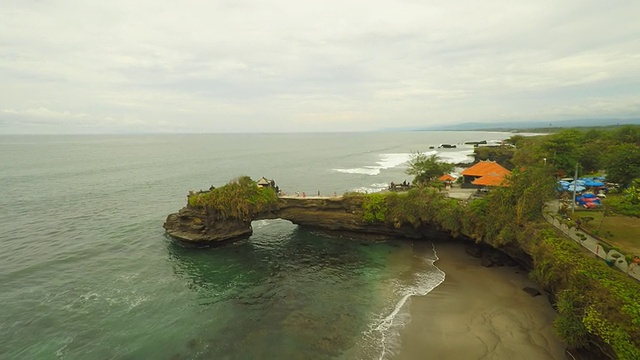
[1,0,639,134]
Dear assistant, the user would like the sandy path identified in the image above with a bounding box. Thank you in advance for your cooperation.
[395,241,566,360]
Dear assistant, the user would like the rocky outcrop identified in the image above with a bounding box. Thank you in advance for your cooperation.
[163,207,252,245]
[163,196,451,246]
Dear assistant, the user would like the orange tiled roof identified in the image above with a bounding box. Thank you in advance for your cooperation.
[438,174,456,182]
[461,161,510,177]
[472,174,509,187]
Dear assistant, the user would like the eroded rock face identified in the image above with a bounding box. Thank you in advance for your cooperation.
[163,196,451,246]
[163,207,253,245]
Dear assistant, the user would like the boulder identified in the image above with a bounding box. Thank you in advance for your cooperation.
[465,244,483,258]
[523,287,541,297]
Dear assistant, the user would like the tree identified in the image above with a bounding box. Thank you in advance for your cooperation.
[541,130,584,175]
[613,125,640,145]
[479,164,556,246]
[605,143,640,187]
[405,152,454,185]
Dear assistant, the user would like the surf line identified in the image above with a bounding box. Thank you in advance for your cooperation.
[374,242,446,360]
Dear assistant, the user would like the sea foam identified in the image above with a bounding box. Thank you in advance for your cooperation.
[333,150,474,177]
[333,153,412,176]
[351,183,389,194]
[437,148,475,164]
[366,243,446,360]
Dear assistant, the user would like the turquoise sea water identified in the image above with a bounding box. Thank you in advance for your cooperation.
[0,132,510,359]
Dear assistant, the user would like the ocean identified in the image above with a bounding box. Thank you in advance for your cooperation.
[0,131,512,359]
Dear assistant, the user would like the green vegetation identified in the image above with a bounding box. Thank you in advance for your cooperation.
[531,234,640,359]
[357,163,555,246]
[575,210,640,256]
[187,176,278,220]
[352,126,640,357]
[474,146,516,169]
[362,193,387,223]
[405,152,455,185]
[605,185,640,217]
[511,125,640,182]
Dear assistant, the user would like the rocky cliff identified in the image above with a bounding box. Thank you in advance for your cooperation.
[163,196,451,246]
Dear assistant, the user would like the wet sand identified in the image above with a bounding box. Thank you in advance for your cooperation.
[396,241,567,360]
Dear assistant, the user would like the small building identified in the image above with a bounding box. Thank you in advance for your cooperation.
[438,174,456,189]
[257,177,273,188]
[461,161,510,188]
[438,174,456,182]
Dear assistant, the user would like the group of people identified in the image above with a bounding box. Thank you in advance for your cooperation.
[389,180,411,191]
[286,191,338,198]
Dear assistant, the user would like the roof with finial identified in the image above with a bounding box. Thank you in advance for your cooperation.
[257,177,271,186]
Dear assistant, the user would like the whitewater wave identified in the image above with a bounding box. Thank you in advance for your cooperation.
[252,219,270,230]
[351,183,389,194]
[437,149,475,164]
[333,153,412,176]
[365,243,446,360]
[333,149,474,177]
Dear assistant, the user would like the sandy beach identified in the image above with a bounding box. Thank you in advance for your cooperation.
[395,241,567,360]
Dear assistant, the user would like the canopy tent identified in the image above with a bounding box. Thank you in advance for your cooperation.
[556,177,606,192]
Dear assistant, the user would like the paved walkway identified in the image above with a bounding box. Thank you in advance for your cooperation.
[279,195,337,199]
[543,201,640,282]
[444,187,477,200]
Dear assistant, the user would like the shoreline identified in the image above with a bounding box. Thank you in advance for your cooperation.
[395,241,566,359]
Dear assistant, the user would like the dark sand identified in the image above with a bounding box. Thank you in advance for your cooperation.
[395,241,567,360]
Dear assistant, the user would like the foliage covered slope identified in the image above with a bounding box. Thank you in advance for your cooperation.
[187,176,278,220]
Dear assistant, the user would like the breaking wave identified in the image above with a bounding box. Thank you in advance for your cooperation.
[333,153,412,176]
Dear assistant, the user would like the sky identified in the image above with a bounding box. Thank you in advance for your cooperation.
[1,0,640,134]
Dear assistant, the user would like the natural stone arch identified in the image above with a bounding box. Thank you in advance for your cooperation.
[164,197,450,246]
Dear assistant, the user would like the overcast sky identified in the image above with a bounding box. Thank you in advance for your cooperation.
[1,0,639,134]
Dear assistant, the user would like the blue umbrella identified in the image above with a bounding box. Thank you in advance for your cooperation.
[584,180,605,187]
[566,184,585,192]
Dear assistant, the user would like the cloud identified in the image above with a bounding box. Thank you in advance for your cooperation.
[1,0,639,134]
[2,107,89,119]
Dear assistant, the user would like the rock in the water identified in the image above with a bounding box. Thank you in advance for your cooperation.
[523,287,541,297]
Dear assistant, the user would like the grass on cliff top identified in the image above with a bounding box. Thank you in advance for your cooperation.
[574,210,640,256]
[187,176,278,220]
